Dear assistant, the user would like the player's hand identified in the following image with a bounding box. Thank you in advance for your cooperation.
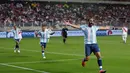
[64,21,72,26]
[34,31,38,37]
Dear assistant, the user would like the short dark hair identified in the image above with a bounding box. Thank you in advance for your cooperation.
[42,24,47,27]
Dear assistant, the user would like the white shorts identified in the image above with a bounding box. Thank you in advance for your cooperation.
[47,36,50,39]
[122,34,127,38]
[19,36,22,41]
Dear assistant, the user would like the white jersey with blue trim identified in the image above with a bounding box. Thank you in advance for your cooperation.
[80,25,99,44]
[38,30,47,43]
[11,28,21,39]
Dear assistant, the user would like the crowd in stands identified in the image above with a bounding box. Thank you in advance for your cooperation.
[0,1,130,29]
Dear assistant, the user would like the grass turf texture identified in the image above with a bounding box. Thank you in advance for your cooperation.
[0,36,130,73]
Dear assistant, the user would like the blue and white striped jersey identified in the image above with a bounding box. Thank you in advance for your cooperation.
[11,28,21,39]
[80,25,99,44]
[38,30,48,43]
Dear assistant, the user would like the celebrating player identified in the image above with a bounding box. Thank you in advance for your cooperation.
[35,24,48,59]
[9,25,22,53]
[65,19,106,73]
[122,24,128,43]
[61,26,68,44]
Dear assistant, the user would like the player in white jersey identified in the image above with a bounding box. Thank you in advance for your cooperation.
[18,27,22,41]
[10,25,21,53]
[45,28,55,43]
[65,19,106,73]
[35,24,48,59]
[122,25,128,43]
[18,32,22,41]
[45,29,50,43]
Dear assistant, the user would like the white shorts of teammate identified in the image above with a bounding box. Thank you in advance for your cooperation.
[122,34,127,43]
[47,34,50,43]
[19,33,22,41]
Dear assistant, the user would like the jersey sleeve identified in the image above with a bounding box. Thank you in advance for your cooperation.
[37,31,41,35]
[80,25,87,30]
[94,26,99,31]
[10,29,14,32]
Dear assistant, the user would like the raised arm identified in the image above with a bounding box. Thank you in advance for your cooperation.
[64,21,80,29]
[98,26,109,30]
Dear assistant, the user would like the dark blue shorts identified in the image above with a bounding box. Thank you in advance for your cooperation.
[85,44,100,56]
[15,39,20,42]
[40,42,47,48]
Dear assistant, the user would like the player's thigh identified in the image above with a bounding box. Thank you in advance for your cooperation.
[124,35,127,38]
[122,35,125,38]
[92,44,101,58]
[95,52,101,59]
[15,39,20,44]
[85,44,92,57]
[63,35,67,39]
[122,34,127,38]
[40,42,47,49]
[64,34,67,38]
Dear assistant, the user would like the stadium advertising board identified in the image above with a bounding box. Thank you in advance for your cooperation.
[51,30,107,36]
[6,32,35,38]
[107,30,122,35]
[96,31,107,36]
[7,32,14,38]
[51,31,84,36]
[0,30,122,38]
[22,32,34,37]
[0,32,6,38]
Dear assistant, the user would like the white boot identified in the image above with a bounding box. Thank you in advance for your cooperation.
[18,50,20,53]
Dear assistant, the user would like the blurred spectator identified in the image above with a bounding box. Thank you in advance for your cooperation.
[0,1,130,29]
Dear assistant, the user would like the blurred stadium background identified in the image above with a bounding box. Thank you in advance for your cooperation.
[0,0,130,73]
[0,0,130,31]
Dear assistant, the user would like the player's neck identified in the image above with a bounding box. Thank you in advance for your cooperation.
[42,29,45,32]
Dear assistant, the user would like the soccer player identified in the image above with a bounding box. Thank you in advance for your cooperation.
[9,25,22,53]
[35,24,48,59]
[122,24,128,43]
[18,27,22,41]
[62,26,68,44]
[65,19,106,73]
[45,27,55,43]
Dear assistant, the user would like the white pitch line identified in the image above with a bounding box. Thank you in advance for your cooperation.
[0,63,49,73]
[0,47,98,58]
[0,58,81,64]
[0,47,84,57]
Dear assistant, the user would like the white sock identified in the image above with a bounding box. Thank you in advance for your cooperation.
[125,39,126,43]
[122,37,125,42]
[99,66,103,70]
[42,53,45,57]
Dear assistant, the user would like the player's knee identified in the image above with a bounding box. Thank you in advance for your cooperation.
[97,57,102,61]
[16,42,19,45]
[95,53,101,59]
[96,55,102,60]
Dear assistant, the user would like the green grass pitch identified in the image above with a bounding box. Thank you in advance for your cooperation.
[0,36,130,73]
